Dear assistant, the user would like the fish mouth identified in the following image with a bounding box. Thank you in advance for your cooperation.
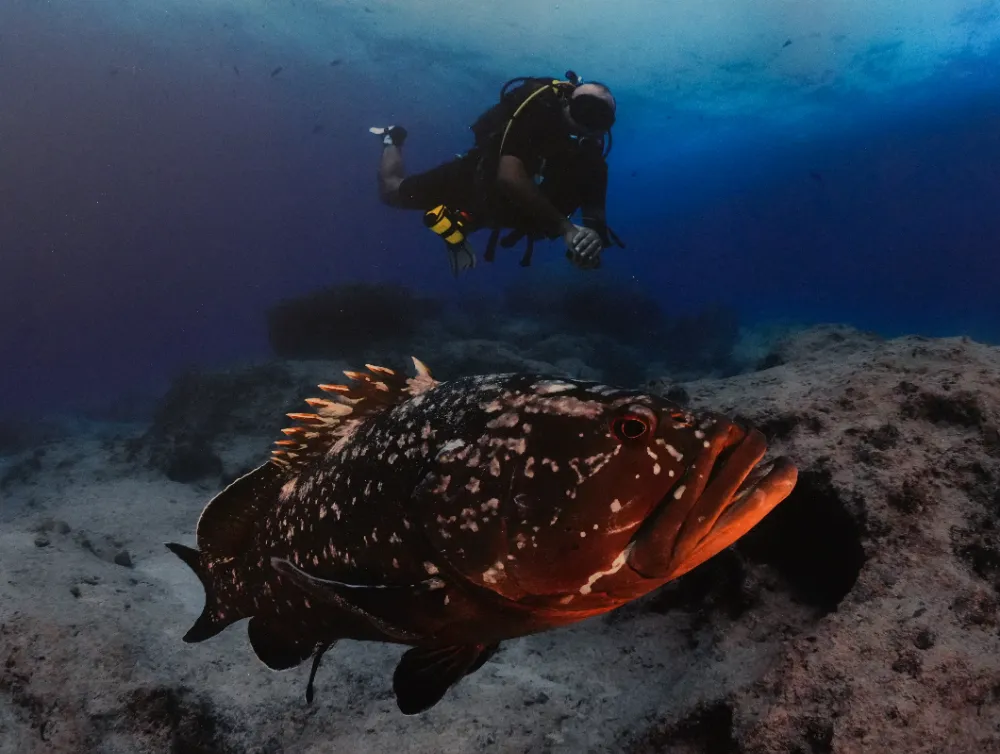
[627,423,798,581]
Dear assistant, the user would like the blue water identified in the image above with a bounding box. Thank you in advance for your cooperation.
[4,0,1000,418]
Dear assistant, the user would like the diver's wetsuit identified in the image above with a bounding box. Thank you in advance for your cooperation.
[392,87,609,241]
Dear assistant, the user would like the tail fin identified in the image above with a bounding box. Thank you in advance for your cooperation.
[165,542,248,643]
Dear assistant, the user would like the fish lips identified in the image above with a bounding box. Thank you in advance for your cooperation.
[626,422,797,582]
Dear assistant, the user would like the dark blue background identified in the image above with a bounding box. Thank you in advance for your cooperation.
[3,6,999,418]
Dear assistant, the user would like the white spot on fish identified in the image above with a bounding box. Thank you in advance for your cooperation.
[673,485,687,500]
[610,499,622,513]
[533,380,575,395]
[606,519,642,535]
[280,478,298,501]
[579,544,634,594]
[423,562,440,575]
[439,439,466,455]
[487,412,520,429]
[542,396,604,418]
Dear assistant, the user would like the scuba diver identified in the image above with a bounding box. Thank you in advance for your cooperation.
[370,71,624,276]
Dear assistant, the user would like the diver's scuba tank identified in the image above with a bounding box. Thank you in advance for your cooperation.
[423,204,469,247]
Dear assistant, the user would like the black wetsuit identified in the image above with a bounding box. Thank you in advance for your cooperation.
[394,86,609,240]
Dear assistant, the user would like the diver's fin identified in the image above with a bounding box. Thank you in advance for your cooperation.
[392,643,499,715]
[165,542,247,643]
[247,616,318,670]
[191,462,285,558]
[446,240,477,277]
[306,640,338,704]
[369,124,408,147]
[269,557,422,642]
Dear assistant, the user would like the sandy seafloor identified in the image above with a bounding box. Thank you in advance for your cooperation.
[2,325,999,753]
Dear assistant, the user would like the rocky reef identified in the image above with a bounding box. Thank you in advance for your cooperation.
[1,326,998,753]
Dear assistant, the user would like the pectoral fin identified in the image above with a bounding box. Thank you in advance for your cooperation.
[246,616,318,670]
[270,557,422,642]
[392,642,500,715]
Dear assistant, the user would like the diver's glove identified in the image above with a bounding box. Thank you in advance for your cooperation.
[446,239,477,277]
[581,215,613,248]
[563,224,603,270]
[369,125,408,148]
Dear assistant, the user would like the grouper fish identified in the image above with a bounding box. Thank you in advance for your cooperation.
[166,358,797,715]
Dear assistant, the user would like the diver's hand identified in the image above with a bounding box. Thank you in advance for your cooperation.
[563,224,603,270]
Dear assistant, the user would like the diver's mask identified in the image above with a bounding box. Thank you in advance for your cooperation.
[568,91,616,134]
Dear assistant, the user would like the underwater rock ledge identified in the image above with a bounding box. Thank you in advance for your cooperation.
[0,326,998,753]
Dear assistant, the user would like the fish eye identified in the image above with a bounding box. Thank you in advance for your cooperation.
[611,405,656,441]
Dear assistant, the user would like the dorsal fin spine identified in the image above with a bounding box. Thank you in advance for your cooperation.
[267,359,438,474]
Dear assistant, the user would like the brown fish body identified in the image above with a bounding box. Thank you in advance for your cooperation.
[167,359,797,714]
